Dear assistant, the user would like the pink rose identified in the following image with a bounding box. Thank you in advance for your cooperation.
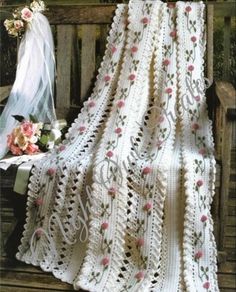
[141,17,149,24]
[201,215,208,222]
[185,6,192,13]
[194,95,201,102]
[88,100,96,108]
[35,228,43,238]
[106,151,113,158]
[203,282,210,289]
[108,187,116,197]
[14,20,24,30]
[101,222,109,230]
[135,271,145,281]
[115,127,122,134]
[195,250,203,259]
[111,45,117,54]
[142,166,152,175]
[128,74,136,81]
[191,36,197,42]
[59,145,66,152]
[47,168,56,176]
[192,123,200,131]
[197,179,204,187]
[199,148,206,156]
[165,88,172,94]
[10,144,22,156]
[136,238,144,247]
[35,198,43,206]
[78,126,86,133]
[163,59,170,66]
[104,75,111,82]
[117,100,125,108]
[158,115,165,123]
[188,65,194,71]
[170,30,177,38]
[21,121,36,137]
[101,256,109,267]
[25,143,39,155]
[168,3,175,8]
[21,7,33,22]
[144,202,153,211]
[131,46,138,53]
[7,133,14,147]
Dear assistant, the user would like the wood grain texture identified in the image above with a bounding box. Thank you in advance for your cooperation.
[215,81,236,118]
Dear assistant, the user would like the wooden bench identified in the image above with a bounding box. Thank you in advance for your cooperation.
[0,1,236,268]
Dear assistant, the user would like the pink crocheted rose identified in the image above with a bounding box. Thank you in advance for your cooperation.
[197,179,204,187]
[185,6,192,13]
[203,282,210,289]
[136,238,144,247]
[128,74,136,81]
[35,228,43,238]
[131,46,138,53]
[170,30,177,38]
[201,215,208,222]
[25,143,39,155]
[59,145,66,152]
[192,123,200,131]
[163,59,170,66]
[21,7,33,22]
[142,166,152,175]
[188,65,194,71]
[117,100,125,108]
[88,100,96,108]
[101,222,109,230]
[21,121,36,137]
[47,168,56,176]
[199,148,206,156]
[194,95,201,102]
[165,87,172,94]
[101,256,109,267]
[191,36,197,42]
[135,271,145,281]
[115,127,122,134]
[111,45,117,54]
[10,144,22,156]
[78,126,86,133]
[104,75,111,82]
[195,250,203,260]
[144,202,153,211]
[35,198,43,206]
[167,3,175,8]
[158,115,165,123]
[141,17,149,24]
[106,151,113,158]
[108,187,116,197]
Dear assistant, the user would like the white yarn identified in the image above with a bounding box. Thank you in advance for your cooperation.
[0,12,56,159]
[16,1,219,291]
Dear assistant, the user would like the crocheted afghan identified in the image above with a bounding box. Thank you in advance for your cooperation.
[16,1,219,291]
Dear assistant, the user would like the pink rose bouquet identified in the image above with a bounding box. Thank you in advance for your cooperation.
[4,1,46,38]
[7,117,43,156]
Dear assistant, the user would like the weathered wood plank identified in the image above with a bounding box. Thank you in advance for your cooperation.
[218,273,236,289]
[80,25,96,101]
[0,85,12,103]
[56,25,74,118]
[0,270,74,290]
[218,261,236,274]
[215,81,236,118]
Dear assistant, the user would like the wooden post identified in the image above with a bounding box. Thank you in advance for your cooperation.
[80,25,96,102]
[56,25,74,118]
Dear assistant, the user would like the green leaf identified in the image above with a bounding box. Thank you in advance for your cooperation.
[29,114,38,123]
[12,115,25,122]
[39,134,49,145]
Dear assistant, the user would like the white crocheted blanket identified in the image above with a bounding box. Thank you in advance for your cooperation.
[16,1,219,291]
